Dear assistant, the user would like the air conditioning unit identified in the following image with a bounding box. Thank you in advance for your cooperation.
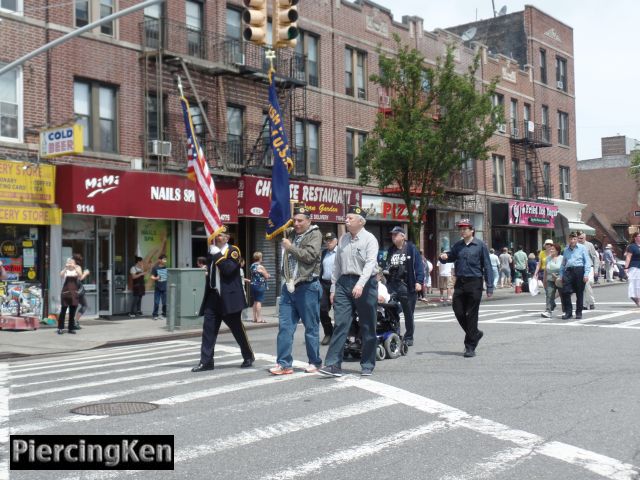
[148,140,172,157]
[497,124,507,133]
[512,127,520,137]
[234,53,245,66]
[130,158,143,170]
[512,186,522,196]
[527,121,535,132]
[564,192,572,200]
[557,80,564,90]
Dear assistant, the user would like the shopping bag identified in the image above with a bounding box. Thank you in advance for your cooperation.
[528,277,539,296]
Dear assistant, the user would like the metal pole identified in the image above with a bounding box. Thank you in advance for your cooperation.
[167,283,176,332]
[0,0,166,76]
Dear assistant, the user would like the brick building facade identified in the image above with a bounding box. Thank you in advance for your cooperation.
[0,0,582,315]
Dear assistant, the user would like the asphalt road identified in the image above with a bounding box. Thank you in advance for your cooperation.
[3,282,639,480]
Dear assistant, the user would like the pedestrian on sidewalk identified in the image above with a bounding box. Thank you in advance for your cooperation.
[249,251,270,323]
[498,247,512,288]
[58,257,81,335]
[383,226,424,347]
[541,243,563,318]
[192,227,254,372]
[439,219,493,358]
[72,253,90,330]
[533,239,554,288]
[559,232,591,320]
[437,254,454,301]
[269,204,323,376]
[513,245,528,290]
[129,256,146,318]
[319,232,338,345]
[577,231,599,310]
[624,232,640,307]
[319,205,378,377]
[489,248,500,290]
[150,254,168,321]
[603,244,615,282]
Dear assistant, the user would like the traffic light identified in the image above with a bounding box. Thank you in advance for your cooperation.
[242,0,268,45]
[274,0,299,48]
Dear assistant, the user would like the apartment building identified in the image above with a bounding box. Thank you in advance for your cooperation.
[0,0,581,314]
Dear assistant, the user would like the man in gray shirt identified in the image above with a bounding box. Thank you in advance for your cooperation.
[577,231,599,310]
[319,205,379,377]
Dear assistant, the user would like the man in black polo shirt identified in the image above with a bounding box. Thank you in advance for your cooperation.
[439,219,493,358]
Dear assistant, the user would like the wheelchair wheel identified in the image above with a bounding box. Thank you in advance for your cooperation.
[376,344,386,361]
[384,333,401,359]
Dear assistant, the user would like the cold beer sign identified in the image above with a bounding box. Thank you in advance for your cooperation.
[40,125,84,158]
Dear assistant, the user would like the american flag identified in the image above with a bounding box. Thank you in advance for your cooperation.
[180,96,224,241]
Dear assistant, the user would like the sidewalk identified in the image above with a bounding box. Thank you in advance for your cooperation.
[0,280,621,359]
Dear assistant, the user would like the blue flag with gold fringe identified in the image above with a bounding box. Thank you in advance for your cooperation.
[265,76,294,239]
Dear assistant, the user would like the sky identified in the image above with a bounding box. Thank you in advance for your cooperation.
[374,0,640,160]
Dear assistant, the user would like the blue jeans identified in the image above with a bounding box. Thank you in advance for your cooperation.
[324,275,378,371]
[276,280,322,368]
[153,288,166,317]
[492,267,499,289]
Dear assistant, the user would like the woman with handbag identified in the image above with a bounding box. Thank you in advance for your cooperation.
[541,243,563,318]
[249,251,270,323]
[129,256,146,317]
[58,257,81,334]
[72,253,90,329]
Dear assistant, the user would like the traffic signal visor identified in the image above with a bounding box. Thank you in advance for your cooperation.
[242,0,267,45]
[274,0,299,48]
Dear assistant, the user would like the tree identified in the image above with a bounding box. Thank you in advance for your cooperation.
[357,35,503,247]
[629,149,640,178]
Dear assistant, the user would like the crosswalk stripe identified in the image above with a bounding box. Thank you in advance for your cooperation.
[609,319,640,328]
[480,313,537,323]
[439,446,541,480]
[10,344,196,376]
[0,363,8,480]
[9,340,194,370]
[260,421,453,480]
[564,311,631,325]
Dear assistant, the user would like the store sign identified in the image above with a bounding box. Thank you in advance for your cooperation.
[0,204,61,225]
[361,195,424,222]
[238,176,361,223]
[509,200,558,228]
[0,160,56,204]
[56,165,238,223]
[40,124,84,158]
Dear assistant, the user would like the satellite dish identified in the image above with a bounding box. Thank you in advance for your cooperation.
[498,5,507,16]
[461,27,477,42]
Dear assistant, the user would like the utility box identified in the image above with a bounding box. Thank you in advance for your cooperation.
[167,268,206,329]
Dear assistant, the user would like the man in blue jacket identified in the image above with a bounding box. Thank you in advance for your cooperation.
[385,226,424,346]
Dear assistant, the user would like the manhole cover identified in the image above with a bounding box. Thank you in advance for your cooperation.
[71,402,159,416]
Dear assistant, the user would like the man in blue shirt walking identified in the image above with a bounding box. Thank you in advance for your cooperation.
[439,219,493,358]
[560,231,591,320]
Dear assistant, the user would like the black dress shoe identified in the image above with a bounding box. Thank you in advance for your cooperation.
[240,357,255,368]
[191,363,214,372]
[575,314,582,320]
[476,330,484,345]
[561,314,573,320]
[463,347,476,358]
[67,329,76,334]
[589,305,595,310]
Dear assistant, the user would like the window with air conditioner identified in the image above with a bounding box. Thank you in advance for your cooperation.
[556,57,567,92]
[345,47,366,99]
[512,186,522,196]
[559,166,571,200]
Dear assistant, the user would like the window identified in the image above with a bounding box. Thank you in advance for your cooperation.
[1,0,21,13]
[493,155,505,195]
[74,80,117,152]
[295,120,320,175]
[543,162,551,197]
[225,8,243,64]
[510,98,518,135]
[226,105,243,166]
[492,93,504,130]
[0,64,21,141]
[539,48,547,84]
[295,32,319,87]
[511,159,520,195]
[557,110,569,146]
[146,94,159,140]
[541,105,550,143]
[143,3,162,49]
[346,130,366,179]
[525,162,534,198]
[189,102,205,147]
[460,155,475,189]
[186,0,204,58]
[345,47,366,99]
[556,57,567,91]
[261,113,273,167]
[74,0,114,36]
[559,166,571,199]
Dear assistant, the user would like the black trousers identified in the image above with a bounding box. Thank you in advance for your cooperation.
[561,266,585,316]
[319,280,333,336]
[452,277,484,348]
[388,282,417,341]
[199,293,253,365]
[58,305,77,330]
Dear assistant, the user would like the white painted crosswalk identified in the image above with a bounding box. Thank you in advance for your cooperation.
[2,340,639,480]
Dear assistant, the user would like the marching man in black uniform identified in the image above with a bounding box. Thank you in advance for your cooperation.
[192,227,255,372]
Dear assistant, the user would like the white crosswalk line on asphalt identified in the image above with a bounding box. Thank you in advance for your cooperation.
[439,446,541,480]
[610,318,640,328]
[564,311,631,325]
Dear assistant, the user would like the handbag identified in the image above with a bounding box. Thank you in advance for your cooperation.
[554,276,563,289]
[77,283,85,296]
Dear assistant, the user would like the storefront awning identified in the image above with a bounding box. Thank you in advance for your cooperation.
[567,221,595,235]
[0,203,61,225]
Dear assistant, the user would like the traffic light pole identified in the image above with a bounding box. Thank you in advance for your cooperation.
[0,0,166,76]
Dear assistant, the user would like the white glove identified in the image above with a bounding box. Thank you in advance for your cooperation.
[209,245,221,255]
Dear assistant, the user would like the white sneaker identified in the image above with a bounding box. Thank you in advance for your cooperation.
[540,311,551,318]
[304,364,319,373]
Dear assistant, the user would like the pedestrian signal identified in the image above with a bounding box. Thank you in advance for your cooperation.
[274,0,299,48]
[242,0,268,45]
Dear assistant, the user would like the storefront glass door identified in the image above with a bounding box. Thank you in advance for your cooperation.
[98,230,113,316]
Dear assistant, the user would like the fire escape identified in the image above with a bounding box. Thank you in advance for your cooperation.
[138,17,307,177]
[509,120,552,200]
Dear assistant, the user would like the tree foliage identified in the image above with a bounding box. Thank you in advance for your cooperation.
[357,35,503,246]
